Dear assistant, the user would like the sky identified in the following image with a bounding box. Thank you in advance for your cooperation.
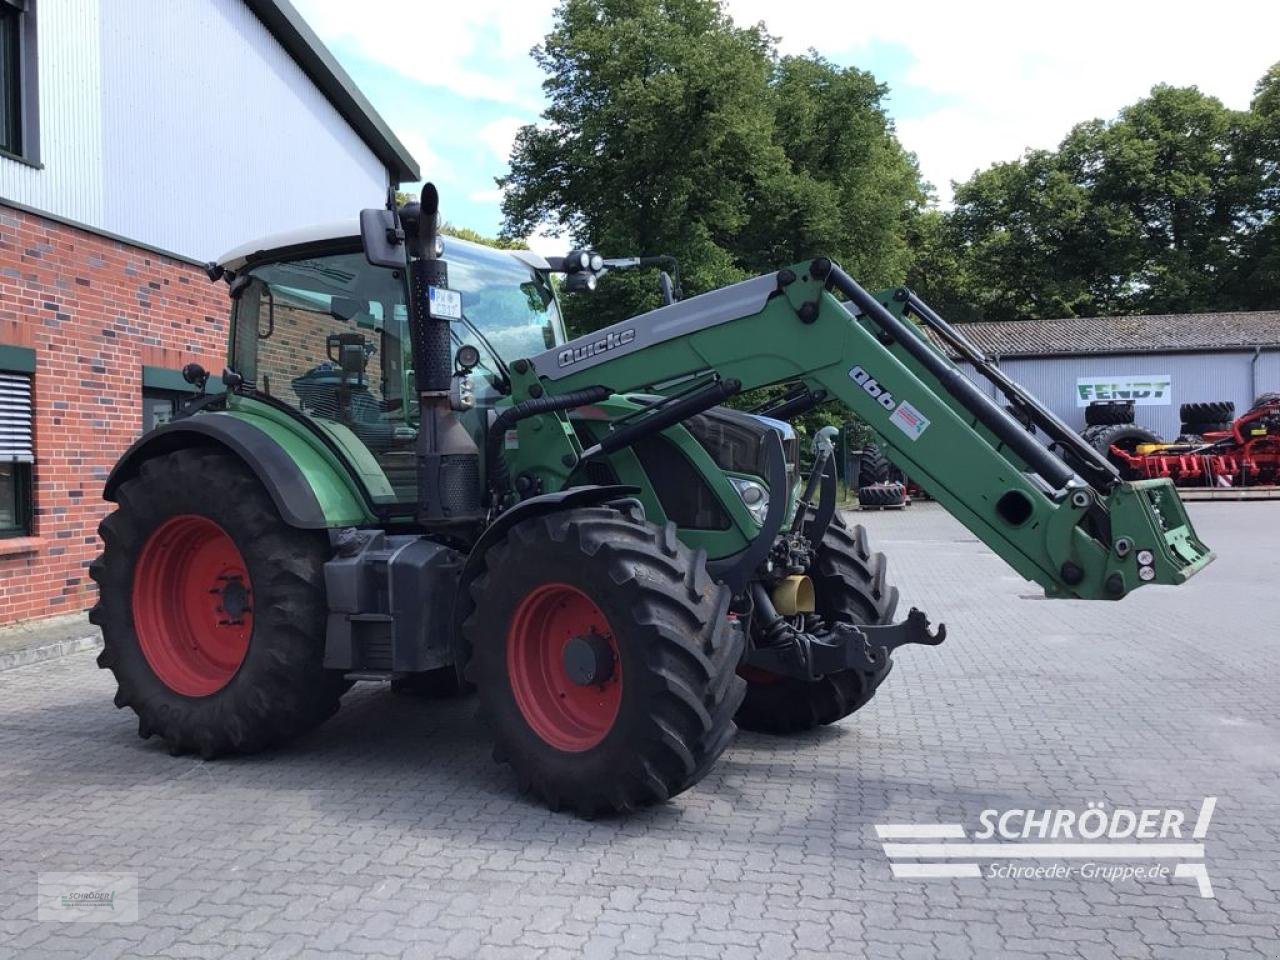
[293,0,1280,256]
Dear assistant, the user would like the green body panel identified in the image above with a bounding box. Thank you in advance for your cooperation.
[504,264,1212,601]
[567,394,761,558]
[222,395,377,527]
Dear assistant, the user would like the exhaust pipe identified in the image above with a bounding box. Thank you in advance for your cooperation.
[406,184,480,522]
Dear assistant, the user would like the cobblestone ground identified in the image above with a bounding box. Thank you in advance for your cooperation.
[1,502,1277,959]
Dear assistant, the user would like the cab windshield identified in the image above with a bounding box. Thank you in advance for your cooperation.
[231,237,562,421]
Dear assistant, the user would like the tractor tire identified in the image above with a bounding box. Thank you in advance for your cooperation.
[857,442,904,488]
[736,512,899,734]
[1251,392,1280,410]
[1085,400,1135,426]
[463,506,745,815]
[1181,421,1231,436]
[90,449,347,758]
[1180,401,1234,427]
[1086,423,1162,479]
[857,483,906,509]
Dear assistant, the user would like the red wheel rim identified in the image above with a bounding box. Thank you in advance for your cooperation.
[506,583,622,752]
[131,515,253,697]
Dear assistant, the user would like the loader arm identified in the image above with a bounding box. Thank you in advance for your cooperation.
[502,258,1213,601]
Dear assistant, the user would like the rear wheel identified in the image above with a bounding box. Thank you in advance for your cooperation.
[736,513,899,734]
[90,449,347,757]
[464,507,745,815]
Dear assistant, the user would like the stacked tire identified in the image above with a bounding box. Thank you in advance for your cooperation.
[1180,401,1234,436]
[857,442,904,488]
[858,482,907,509]
[1085,400,1134,427]
[1251,392,1280,410]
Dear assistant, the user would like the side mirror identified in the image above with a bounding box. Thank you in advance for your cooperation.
[182,363,210,391]
[659,270,677,305]
[360,208,405,269]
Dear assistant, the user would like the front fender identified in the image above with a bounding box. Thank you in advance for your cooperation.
[104,412,375,529]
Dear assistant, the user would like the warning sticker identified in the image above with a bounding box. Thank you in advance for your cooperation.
[888,400,930,441]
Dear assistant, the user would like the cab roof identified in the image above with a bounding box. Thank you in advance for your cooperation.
[216,220,550,274]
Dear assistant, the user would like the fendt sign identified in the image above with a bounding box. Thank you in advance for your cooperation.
[1075,374,1172,407]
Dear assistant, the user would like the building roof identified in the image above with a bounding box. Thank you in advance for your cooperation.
[927,310,1280,359]
[244,0,419,183]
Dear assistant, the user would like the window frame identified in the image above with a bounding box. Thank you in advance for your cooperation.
[0,459,32,539]
[0,349,35,539]
[0,0,39,166]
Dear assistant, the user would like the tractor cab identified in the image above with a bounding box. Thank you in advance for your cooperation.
[215,224,566,503]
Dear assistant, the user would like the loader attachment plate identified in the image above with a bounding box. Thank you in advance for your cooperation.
[1108,479,1215,585]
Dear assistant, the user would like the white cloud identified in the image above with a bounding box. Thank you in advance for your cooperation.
[297,0,1280,209]
[393,128,450,185]
[468,188,505,204]
[524,223,567,259]
[292,0,552,109]
[724,0,1280,202]
[479,116,528,164]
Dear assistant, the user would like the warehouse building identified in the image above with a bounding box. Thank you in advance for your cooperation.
[0,0,417,625]
[934,311,1280,441]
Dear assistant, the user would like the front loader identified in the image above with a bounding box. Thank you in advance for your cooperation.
[92,186,1213,814]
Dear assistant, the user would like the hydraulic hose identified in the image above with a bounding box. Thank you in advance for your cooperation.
[486,385,612,502]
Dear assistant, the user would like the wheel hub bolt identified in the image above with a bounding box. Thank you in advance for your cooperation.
[562,632,614,686]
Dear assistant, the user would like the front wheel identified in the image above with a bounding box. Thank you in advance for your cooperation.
[464,506,745,815]
[90,449,348,757]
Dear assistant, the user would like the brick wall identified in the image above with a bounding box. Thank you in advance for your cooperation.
[0,204,229,625]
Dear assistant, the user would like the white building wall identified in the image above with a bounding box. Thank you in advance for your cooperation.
[959,350,1279,441]
[1,0,390,262]
[0,0,106,225]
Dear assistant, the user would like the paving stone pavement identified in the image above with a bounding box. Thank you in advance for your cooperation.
[1,501,1277,960]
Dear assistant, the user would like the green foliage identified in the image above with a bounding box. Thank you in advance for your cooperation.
[439,222,528,250]
[500,0,925,335]
[393,191,527,250]
[921,68,1280,321]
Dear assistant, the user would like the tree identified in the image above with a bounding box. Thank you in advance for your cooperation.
[1235,63,1280,307]
[500,0,925,335]
[921,73,1276,322]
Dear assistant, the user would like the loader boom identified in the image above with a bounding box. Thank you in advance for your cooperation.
[503,257,1213,601]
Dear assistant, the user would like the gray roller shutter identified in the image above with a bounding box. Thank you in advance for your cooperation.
[0,370,33,462]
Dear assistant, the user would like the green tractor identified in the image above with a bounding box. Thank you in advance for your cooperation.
[92,185,1213,814]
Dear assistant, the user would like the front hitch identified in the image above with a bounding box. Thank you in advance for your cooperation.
[745,608,946,682]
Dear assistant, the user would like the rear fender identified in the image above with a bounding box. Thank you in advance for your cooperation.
[104,412,375,529]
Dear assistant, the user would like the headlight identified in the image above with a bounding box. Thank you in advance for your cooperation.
[729,476,769,525]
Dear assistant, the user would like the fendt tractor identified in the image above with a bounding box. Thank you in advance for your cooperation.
[91,185,1214,814]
